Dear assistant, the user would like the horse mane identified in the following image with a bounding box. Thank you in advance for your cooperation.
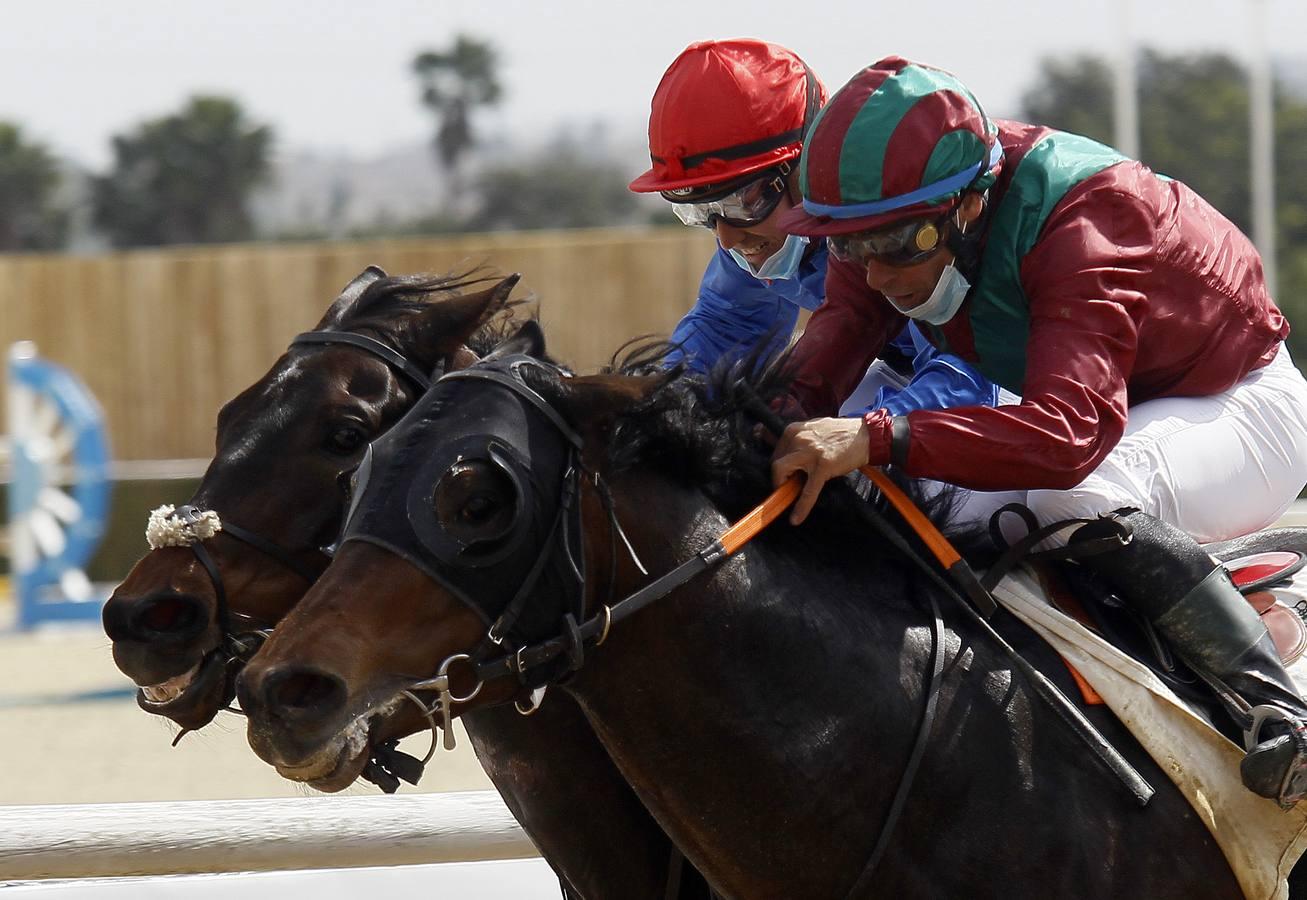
[526,340,993,562]
[337,268,530,356]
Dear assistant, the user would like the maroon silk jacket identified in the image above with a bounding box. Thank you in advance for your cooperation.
[787,121,1288,492]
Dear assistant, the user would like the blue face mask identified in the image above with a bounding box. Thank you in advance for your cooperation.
[728,234,809,281]
[887,263,971,326]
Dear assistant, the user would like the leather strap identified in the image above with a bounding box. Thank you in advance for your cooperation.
[889,416,911,468]
[292,331,433,393]
[441,367,584,450]
[979,505,1134,593]
[220,519,324,583]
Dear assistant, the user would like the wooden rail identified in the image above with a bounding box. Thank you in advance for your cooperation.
[0,792,536,879]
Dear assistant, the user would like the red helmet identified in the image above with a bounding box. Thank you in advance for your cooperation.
[629,39,826,194]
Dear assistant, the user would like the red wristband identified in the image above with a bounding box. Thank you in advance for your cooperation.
[861,409,896,468]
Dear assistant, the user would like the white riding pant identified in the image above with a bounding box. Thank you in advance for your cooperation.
[947,344,1307,545]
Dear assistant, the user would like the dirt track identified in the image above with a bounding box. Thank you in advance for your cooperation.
[0,604,494,806]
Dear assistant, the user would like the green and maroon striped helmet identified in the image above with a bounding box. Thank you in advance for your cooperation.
[779,57,1003,236]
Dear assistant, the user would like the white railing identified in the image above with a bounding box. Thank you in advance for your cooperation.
[0,792,536,880]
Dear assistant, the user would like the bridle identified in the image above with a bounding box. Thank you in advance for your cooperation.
[151,329,438,724]
[333,358,768,783]
[329,356,650,772]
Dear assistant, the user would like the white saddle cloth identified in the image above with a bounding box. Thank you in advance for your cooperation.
[992,568,1307,900]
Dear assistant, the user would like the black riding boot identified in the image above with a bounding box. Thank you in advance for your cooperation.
[1071,510,1307,808]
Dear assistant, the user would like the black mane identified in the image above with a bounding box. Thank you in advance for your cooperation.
[526,341,993,561]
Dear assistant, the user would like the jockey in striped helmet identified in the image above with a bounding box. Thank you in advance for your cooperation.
[770,57,1307,808]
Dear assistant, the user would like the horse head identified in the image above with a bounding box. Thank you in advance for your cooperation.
[235,333,673,791]
[102,266,521,732]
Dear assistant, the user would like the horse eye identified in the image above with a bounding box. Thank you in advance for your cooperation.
[326,424,367,455]
[461,493,500,523]
[435,461,518,546]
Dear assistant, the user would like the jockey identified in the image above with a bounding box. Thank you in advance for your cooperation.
[628,39,1007,418]
[769,56,1307,807]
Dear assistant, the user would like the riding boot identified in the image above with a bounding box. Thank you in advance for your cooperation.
[1070,509,1307,808]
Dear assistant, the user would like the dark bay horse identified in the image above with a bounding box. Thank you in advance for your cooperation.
[236,340,1255,899]
[102,269,700,899]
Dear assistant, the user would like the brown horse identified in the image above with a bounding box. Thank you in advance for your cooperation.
[102,269,704,899]
[236,340,1256,899]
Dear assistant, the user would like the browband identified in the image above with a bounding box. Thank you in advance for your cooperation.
[291,331,433,392]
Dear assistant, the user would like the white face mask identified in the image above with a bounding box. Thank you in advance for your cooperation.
[728,234,809,281]
[887,263,971,326]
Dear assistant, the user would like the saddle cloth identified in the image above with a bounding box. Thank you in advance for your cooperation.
[992,567,1307,900]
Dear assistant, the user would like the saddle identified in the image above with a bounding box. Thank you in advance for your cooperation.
[981,529,1307,900]
[1031,528,1307,726]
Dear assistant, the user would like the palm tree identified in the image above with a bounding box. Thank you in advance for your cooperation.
[412,35,502,210]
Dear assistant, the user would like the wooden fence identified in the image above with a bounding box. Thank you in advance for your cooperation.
[0,227,717,461]
[0,793,535,879]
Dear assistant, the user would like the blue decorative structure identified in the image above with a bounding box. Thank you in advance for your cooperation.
[7,342,112,629]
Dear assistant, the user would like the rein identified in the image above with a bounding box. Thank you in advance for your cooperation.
[459,467,1152,893]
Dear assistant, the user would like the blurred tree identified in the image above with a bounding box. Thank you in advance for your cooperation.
[0,123,67,251]
[1019,56,1114,145]
[465,138,639,231]
[1020,49,1307,362]
[91,97,273,248]
[412,35,502,205]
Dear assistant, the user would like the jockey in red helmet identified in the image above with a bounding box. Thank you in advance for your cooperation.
[631,39,1014,441]
[770,57,1307,808]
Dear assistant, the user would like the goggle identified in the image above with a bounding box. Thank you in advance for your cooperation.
[827,205,957,268]
[662,165,790,229]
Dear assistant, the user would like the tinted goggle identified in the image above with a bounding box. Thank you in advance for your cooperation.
[828,205,958,268]
[662,165,790,229]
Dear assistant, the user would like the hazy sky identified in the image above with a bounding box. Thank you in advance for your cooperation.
[3,0,1303,169]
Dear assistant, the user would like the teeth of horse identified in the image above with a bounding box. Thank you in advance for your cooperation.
[141,661,202,704]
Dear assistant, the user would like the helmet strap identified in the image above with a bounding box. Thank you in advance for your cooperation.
[801,64,821,140]
[945,191,989,280]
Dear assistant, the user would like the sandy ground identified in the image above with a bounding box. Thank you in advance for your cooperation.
[0,604,494,806]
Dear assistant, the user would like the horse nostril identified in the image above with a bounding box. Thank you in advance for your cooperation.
[129,593,207,641]
[262,666,347,719]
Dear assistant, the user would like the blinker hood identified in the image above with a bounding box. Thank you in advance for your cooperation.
[339,355,585,641]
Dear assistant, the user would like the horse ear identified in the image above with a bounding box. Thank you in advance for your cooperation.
[483,319,546,361]
[417,272,522,356]
[318,266,388,327]
[554,373,668,430]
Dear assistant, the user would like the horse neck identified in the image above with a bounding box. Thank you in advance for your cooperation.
[564,470,933,887]
[560,469,1230,898]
